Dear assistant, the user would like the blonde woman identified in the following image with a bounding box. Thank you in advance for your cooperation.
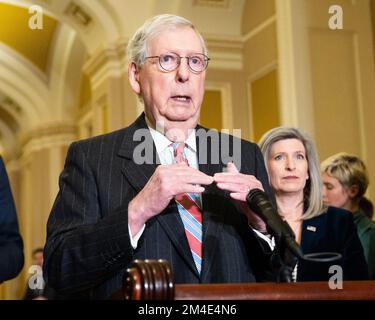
[259,127,368,281]
[321,153,375,279]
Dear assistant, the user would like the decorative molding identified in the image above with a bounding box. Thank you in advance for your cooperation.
[78,109,93,139]
[194,0,231,9]
[64,1,92,27]
[205,36,243,48]
[242,15,276,43]
[0,94,22,130]
[81,13,277,74]
[248,60,277,82]
[246,79,254,141]
[0,43,48,85]
[0,118,18,158]
[83,38,127,89]
[0,43,48,126]
[352,33,367,161]
[247,61,278,141]
[208,51,243,70]
[20,122,77,148]
[205,37,243,70]
[48,23,86,121]
[205,81,233,130]
[275,0,315,135]
[203,14,276,70]
[21,132,76,161]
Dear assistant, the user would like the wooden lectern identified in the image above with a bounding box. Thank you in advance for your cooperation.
[113,259,375,300]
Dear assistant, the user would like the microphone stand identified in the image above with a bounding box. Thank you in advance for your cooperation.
[246,189,342,283]
[271,234,299,283]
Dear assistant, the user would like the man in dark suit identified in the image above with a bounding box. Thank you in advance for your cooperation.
[0,156,24,283]
[44,14,275,299]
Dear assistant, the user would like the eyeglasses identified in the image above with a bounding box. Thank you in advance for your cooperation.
[145,52,210,73]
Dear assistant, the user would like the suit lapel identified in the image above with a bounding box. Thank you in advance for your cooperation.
[118,114,158,191]
[118,114,198,276]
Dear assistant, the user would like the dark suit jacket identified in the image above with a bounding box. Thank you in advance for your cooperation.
[44,114,275,299]
[297,206,369,281]
[0,156,24,283]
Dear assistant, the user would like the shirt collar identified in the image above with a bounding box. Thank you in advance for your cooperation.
[147,125,197,153]
[148,126,172,155]
[185,129,197,152]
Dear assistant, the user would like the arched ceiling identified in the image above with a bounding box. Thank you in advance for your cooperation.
[0,0,248,158]
[0,0,247,79]
[0,2,58,73]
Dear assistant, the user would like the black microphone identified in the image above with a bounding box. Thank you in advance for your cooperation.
[246,189,304,259]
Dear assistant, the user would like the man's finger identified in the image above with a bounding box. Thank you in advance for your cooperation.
[226,162,239,173]
[216,182,249,193]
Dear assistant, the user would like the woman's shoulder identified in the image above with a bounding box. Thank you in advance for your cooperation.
[306,206,354,226]
[303,207,358,248]
[356,211,375,234]
[325,206,353,220]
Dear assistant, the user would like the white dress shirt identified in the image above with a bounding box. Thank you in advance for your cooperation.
[128,127,199,248]
[128,126,274,250]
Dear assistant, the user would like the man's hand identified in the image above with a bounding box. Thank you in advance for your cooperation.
[128,163,214,235]
[213,162,268,233]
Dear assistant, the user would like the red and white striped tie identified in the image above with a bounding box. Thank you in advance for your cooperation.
[173,142,202,274]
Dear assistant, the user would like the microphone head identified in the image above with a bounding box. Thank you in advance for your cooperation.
[246,188,268,203]
[246,188,305,260]
[246,188,273,217]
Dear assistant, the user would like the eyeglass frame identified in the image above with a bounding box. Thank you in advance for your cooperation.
[145,52,210,73]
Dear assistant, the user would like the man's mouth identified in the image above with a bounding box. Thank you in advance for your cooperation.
[171,95,191,103]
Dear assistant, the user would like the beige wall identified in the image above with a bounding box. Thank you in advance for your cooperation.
[206,69,249,139]
[307,0,375,201]
[372,0,375,66]
[242,0,275,34]
[200,90,223,130]
[242,0,278,142]
[251,70,280,142]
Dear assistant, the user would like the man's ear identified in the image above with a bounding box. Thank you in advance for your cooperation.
[128,62,141,94]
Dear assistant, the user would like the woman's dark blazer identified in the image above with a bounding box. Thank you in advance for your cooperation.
[298,206,369,281]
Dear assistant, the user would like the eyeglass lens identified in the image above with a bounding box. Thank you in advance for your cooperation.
[159,53,208,72]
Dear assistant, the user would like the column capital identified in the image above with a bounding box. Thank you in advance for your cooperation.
[83,38,128,89]
[20,122,77,159]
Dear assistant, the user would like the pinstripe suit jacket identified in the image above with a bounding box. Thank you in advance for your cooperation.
[44,114,275,299]
[0,157,24,283]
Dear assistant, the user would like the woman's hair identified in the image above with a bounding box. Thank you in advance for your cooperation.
[359,197,374,219]
[321,152,369,202]
[127,14,208,67]
[258,127,324,220]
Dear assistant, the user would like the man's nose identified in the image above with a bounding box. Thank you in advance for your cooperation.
[176,58,190,82]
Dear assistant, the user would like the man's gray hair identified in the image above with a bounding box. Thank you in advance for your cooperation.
[258,126,325,220]
[127,14,208,67]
